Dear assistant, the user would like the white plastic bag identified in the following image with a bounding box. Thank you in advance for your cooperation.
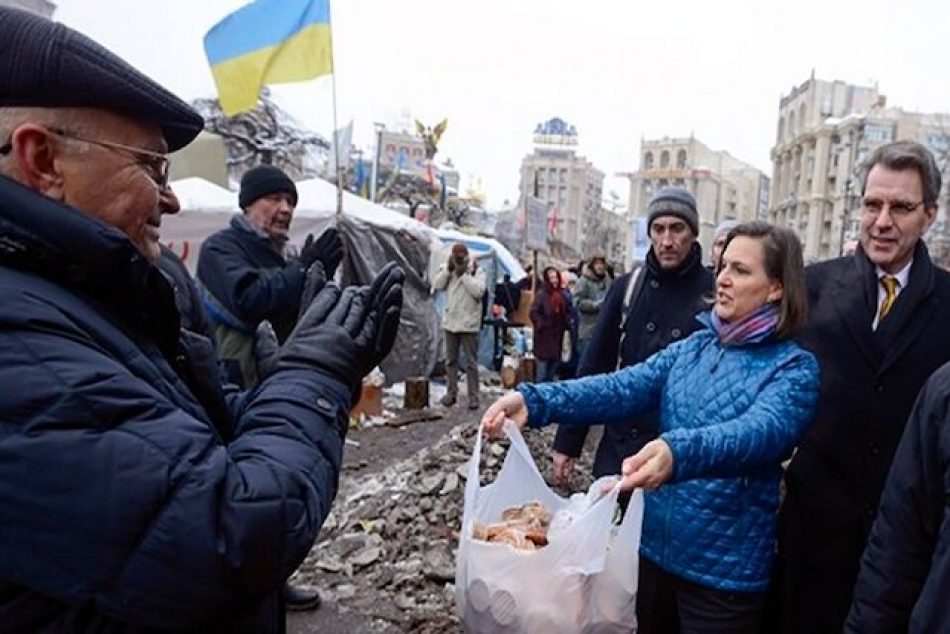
[456,422,643,633]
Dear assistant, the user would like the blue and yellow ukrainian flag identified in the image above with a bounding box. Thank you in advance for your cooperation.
[204,0,333,116]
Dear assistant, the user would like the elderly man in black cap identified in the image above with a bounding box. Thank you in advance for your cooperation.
[552,187,712,498]
[197,164,343,388]
[0,7,404,633]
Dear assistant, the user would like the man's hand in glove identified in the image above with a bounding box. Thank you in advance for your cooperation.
[254,320,280,380]
[299,227,343,278]
[298,260,328,321]
[275,262,403,396]
[364,262,405,374]
[254,261,330,379]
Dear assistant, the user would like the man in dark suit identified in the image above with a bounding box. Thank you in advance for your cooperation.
[765,140,950,633]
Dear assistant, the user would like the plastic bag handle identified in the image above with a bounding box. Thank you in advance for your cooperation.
[464,426,485,512]
[464,420,542,515]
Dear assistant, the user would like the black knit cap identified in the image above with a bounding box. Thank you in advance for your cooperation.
[646,187,699,236]
[0,7,203,151]
[239,165,298,209]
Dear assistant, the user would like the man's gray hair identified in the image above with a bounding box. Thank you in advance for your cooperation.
[861,140,942,208]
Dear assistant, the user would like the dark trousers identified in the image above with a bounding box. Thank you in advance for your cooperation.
[535,358,558,382]
[638,557,765,634]
[444,330,479,400]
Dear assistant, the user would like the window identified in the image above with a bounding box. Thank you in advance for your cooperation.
[778,117,785,142]
[676,150,687,168]
[644,152,654,170]
[660,151,670,168]
[864,123,893,143]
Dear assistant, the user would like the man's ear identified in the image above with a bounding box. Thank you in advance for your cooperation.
[9,124,67,200]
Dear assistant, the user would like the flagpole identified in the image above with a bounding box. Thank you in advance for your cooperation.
[328,0,343,221]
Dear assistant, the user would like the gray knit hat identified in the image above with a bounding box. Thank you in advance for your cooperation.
[647,187,699,236]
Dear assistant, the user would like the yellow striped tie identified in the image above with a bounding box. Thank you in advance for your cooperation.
[878,276,899,322]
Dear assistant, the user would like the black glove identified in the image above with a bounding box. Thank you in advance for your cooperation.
[275,284,378,399]
[299,228,343,278]
[447,256,457,273]
[254,320,280,380]
[298,260,328,322]
[364,262,405,373]
[255,259,327,380]
[271,264,404,398]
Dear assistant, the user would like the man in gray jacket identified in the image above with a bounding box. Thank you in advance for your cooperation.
[433,242,487,409]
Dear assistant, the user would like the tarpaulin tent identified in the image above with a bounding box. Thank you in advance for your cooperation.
[162,176,441,384]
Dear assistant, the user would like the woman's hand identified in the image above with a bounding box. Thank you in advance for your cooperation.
[480,391,528,438]
[617,440,674,491]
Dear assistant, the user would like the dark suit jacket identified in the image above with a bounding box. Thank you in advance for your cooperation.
[768,242,950,633]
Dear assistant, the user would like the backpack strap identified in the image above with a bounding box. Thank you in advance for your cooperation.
[619,264,646,331]
[618,264,646,366]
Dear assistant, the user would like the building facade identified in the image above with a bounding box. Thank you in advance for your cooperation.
[769,75,950,263]
[626,136,769,258]
[518,118,605,262]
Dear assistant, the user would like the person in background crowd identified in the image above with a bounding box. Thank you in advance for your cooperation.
[552,188,713,491]
[711,219,740,271]
[433,242,487,410]
[558,269,581,379]
[197,165,342,387]
[840,239,858,257]
[764,140,950,633]
[573,250,613,364]
[530,265,571,382]
[0,8,404,632]
[485,222,818,634]
[845,362,950,633]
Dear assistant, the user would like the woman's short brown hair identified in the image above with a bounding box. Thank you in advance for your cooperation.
[720,221,807,340]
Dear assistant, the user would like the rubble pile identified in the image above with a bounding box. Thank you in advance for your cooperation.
[293,422,596,633]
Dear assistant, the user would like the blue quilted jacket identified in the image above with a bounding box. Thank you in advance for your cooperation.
[519,313,819,592]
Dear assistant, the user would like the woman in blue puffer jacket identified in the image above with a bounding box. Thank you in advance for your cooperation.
[482,221,819,634]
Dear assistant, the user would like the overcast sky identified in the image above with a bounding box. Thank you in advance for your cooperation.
[56,0,949,208]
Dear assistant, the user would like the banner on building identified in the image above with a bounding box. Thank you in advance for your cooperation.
[525,196,549,252]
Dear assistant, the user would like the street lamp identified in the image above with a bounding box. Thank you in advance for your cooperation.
[370,122,385,202]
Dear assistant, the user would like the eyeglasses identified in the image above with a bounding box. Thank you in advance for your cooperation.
[862,198,924,218]
[0,128,170,190]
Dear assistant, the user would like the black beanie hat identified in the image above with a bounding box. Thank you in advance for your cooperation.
[239,165,298,210]
[647,187,699,236]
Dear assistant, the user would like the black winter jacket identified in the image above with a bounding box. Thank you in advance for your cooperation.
[552,244,712,477]
[196,216,305,341]
[0,176,349,632]
[845,364,950,633]
[767,243,950,633]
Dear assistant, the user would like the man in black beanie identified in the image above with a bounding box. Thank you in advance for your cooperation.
[0,7,404,632]
[197,164,343,389]
[552,187,712,504]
